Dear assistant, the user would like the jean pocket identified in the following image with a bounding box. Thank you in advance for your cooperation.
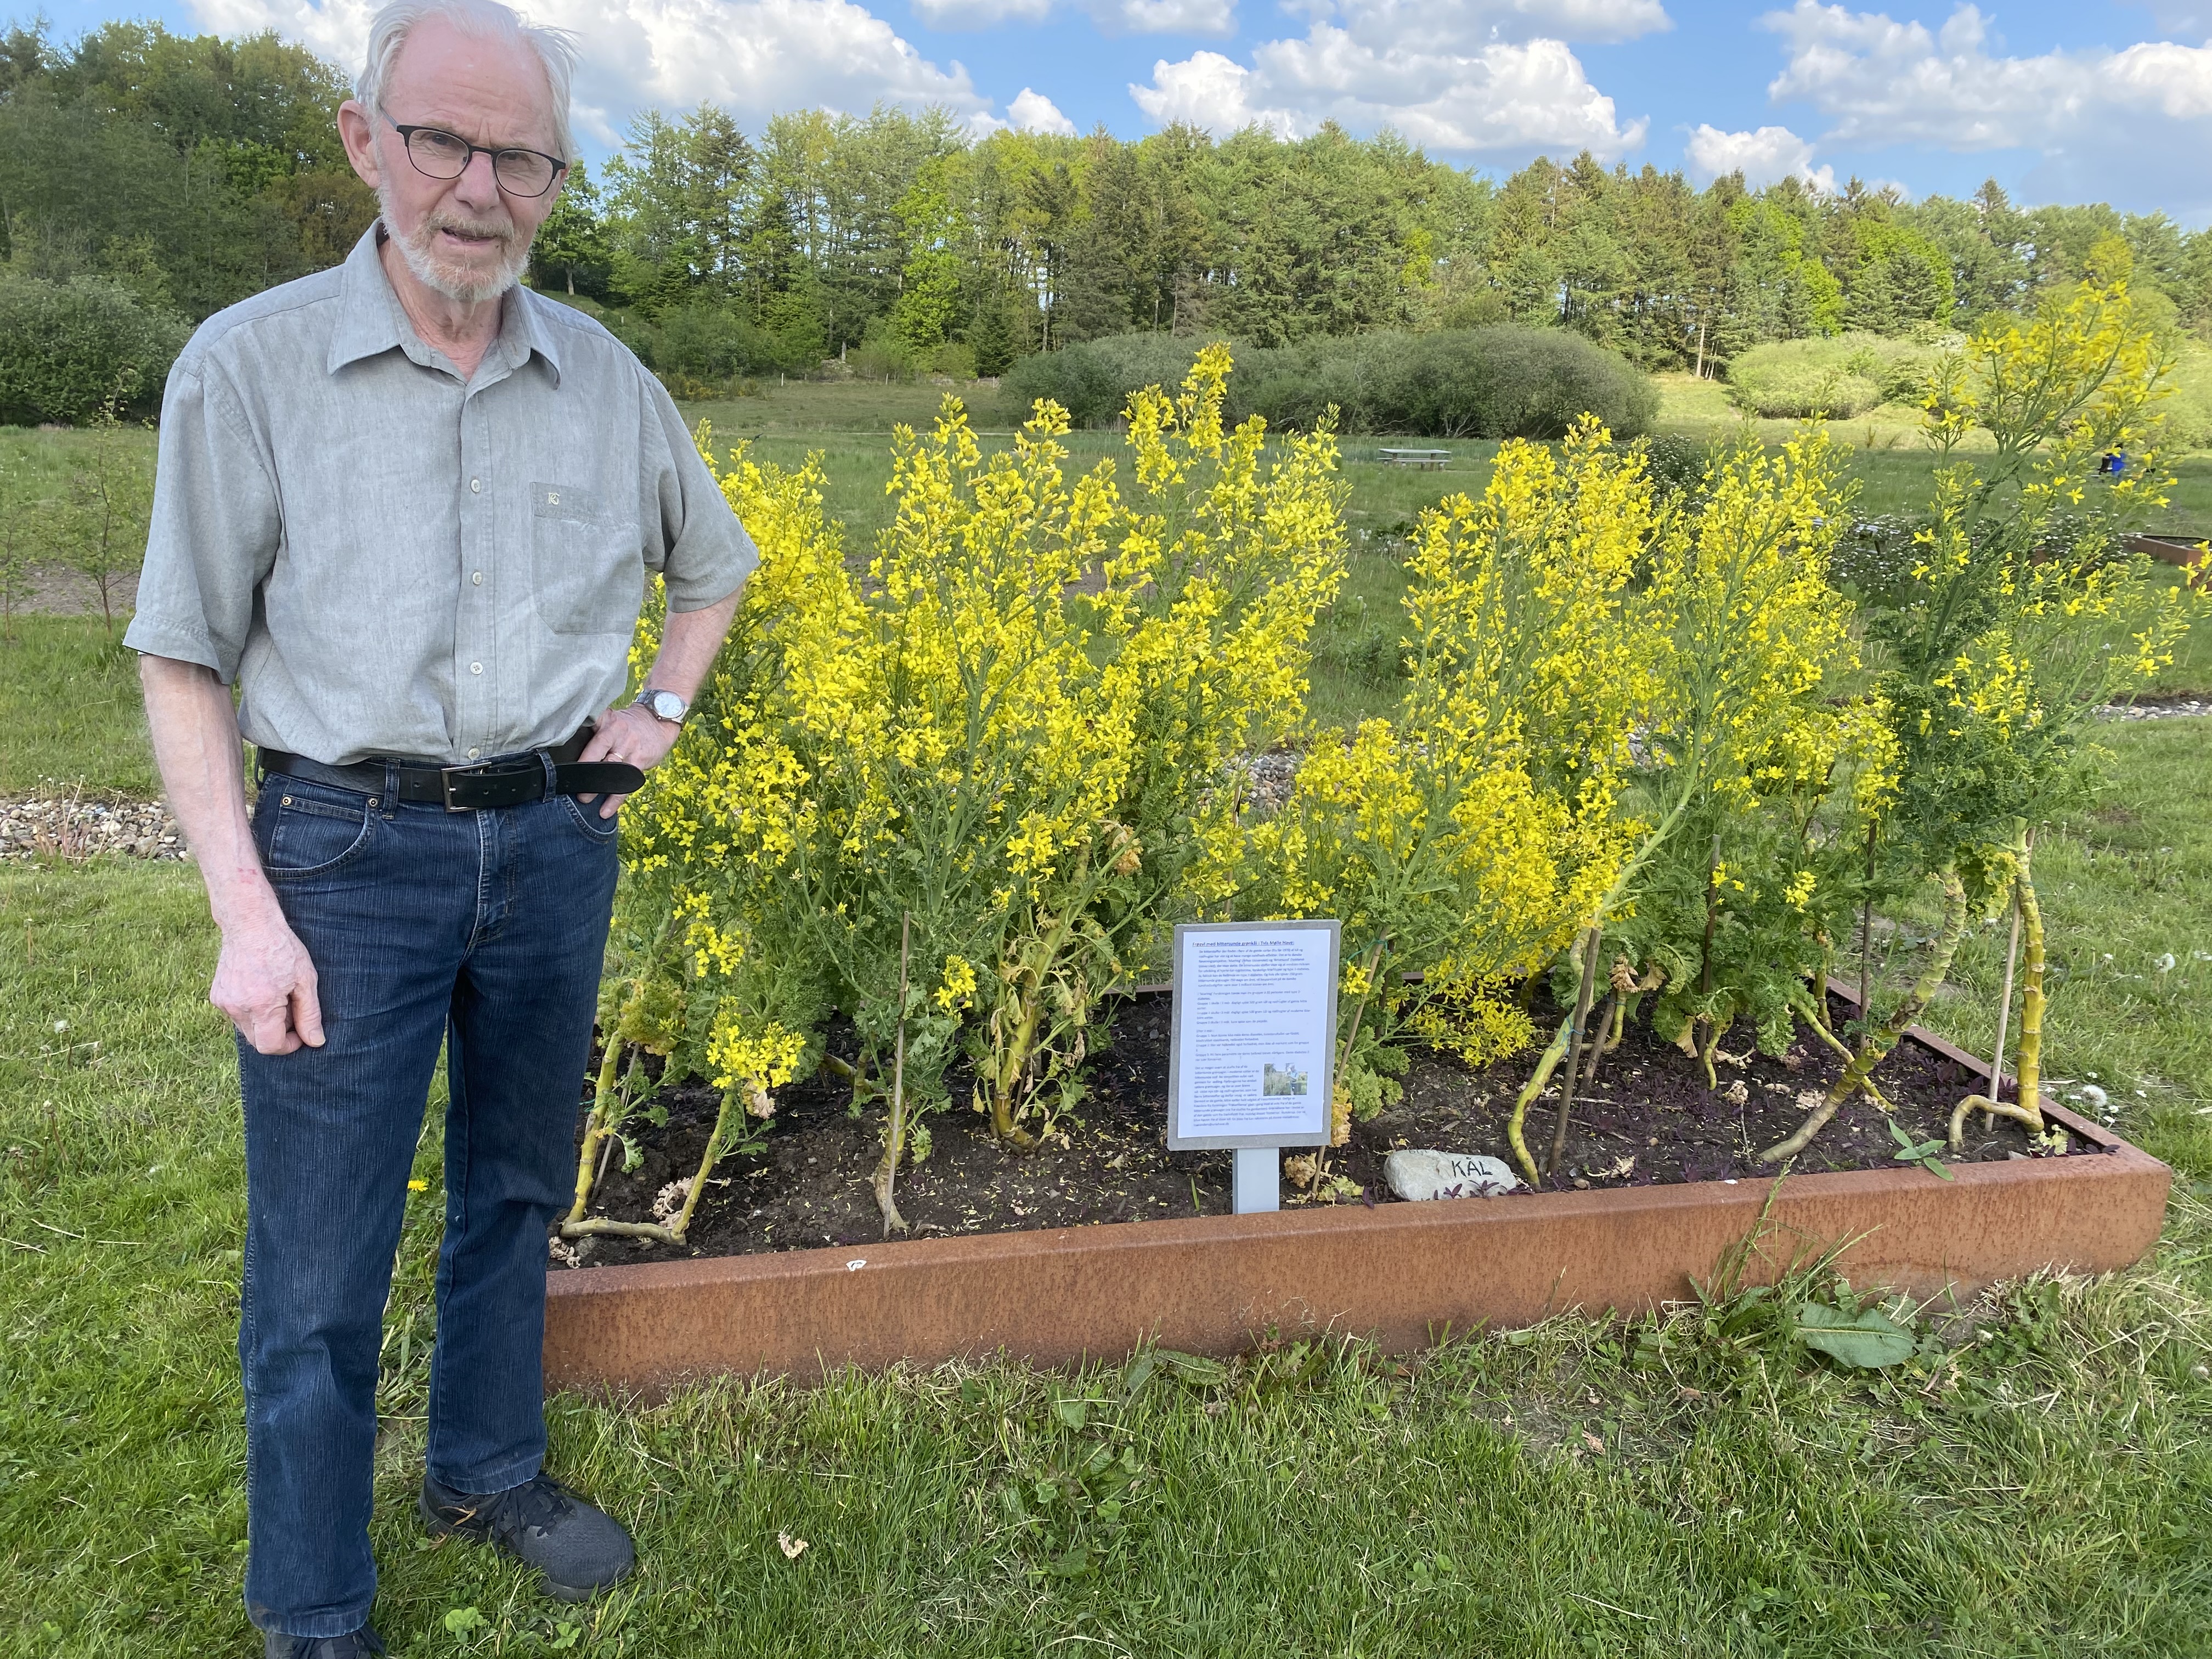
[257,787,374,879]
[560,794,620,843]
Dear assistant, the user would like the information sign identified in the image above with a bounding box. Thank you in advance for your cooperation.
[1166,919,1340,1153]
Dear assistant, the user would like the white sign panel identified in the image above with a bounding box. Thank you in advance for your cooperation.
[1166,920,1340,1150]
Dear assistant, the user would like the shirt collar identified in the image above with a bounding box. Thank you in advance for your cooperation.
[326,222,562,386]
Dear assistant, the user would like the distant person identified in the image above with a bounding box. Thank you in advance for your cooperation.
[125,2,755,1652]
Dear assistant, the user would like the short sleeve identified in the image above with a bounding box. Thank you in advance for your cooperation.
[641,372,758,613]
[122,356,281,681]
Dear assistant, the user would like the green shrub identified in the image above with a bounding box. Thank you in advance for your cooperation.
[998,325,1657,439]
[0,275,188,425]
[2156,341,2212,454]
[1724,331,1944,420]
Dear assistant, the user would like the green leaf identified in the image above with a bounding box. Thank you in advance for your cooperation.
[443,1606,489,1636]
[1796,1302,1917,1368]
[1155,1349,1229,1387]
[1121,1350,1159,1398]
[1054,1397,1089,1430]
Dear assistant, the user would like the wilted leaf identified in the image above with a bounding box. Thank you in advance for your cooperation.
[777,1531,809,1559]
[1797,1302,1916,1368]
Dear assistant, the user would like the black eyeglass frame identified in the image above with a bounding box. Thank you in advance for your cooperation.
[379,109,567,198]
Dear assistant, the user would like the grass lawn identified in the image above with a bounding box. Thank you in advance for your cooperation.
[2,622,2210,1654]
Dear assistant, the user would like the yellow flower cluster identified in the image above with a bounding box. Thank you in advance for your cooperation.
[622,348,1347,1180]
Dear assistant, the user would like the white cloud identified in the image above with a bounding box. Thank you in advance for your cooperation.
[1007,87,1080,133]
[1281,0,1669,50]
[190,0,992,126]
[1127,0,1655,155]
[1130,50,1301,134]
[913,0,1234,31]
[910,0,1054,25]
[1104,0,1239,32]
[1133,33,1644,154]
[1763,1,2212,150]
[1684,122,1835,191]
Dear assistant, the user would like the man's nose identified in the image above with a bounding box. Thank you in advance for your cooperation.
[452,146,503,210]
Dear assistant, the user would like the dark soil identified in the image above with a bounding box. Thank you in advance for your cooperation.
[555,989,2093,1269]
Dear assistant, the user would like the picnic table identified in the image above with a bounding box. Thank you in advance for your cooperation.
[1378,447,1451,470]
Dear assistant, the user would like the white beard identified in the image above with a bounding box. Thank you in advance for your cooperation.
[379,183,532,304]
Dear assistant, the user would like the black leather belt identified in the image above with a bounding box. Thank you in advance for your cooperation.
[257,724,646,812]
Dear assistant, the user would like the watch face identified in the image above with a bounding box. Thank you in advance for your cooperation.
[646,690,684,720]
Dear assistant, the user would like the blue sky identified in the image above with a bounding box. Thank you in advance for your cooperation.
[29,0,2212,219]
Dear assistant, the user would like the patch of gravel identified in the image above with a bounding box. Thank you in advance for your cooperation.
[0,794,188,863]
[1229,750,1301,814]
[2096,696,2211,721]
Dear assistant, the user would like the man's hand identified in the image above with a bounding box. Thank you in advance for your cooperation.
[575,592,742,816]
[576,702,679,817]
[141,653,331,1057]
[212,896,326,1054]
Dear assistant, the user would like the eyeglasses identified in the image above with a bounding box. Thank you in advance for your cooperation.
[380,110,565,198]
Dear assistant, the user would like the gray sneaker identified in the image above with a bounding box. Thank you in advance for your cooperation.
[420,1471,636,1601]
[262,1628,385,1658]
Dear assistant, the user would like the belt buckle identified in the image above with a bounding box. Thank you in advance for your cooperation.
[439,765,479,812]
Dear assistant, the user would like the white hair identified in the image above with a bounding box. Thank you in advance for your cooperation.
[357,0,579,163]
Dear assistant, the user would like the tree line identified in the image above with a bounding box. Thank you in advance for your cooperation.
[7,16,2212,397]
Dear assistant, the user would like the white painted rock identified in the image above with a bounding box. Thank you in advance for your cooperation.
[1384,1149,1521,1201]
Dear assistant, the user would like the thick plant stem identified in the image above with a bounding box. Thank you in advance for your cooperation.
[1548,926,1602,1176]
[563,1039,627,1228]
[1330,939,1387,1148]
[1983,883,2023,1132]
[1956,838,2050,1149]
[1583,990,1622,1085]
[1697,1022,1725,1091]
[1506,1017,1573,1189]
[985,989,1044,1150]
[664,1082,763,1240]
[986,907,1077,1149]
[1760,865,1971,1164]
[872,913,913,1237]
[1696,831,1722,1062]
[1788,988,1891,1107]
[2013,837,2046,1128]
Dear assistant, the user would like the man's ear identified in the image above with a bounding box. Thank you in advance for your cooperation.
[337,99,383,192]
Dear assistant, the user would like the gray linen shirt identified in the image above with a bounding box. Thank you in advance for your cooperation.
[125,225,757,766]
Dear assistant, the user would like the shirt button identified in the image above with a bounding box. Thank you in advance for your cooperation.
[467,747,481,759]
[471,571,483,586]
[470,477,482,493]
[470,662,483,675]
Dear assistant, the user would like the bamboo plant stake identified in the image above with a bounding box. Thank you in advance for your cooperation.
[1857,819,1878,1027]
[1548,925,1603,1177]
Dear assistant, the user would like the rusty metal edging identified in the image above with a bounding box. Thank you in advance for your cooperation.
[545,1101,2168,1400]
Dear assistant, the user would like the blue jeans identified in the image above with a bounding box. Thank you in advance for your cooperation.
[237,771,618,1638]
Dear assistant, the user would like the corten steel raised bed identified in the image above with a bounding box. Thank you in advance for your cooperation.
[544,1019,2170,1399]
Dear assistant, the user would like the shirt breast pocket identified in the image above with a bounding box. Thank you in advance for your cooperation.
[531,481,641,637]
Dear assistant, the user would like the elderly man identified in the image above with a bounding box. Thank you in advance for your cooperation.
[125,2,755,1651]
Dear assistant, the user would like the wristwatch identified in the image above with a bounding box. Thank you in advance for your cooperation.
[634,688,687,725]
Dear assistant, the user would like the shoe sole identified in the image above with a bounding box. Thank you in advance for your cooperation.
[418,1492,628,1602]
